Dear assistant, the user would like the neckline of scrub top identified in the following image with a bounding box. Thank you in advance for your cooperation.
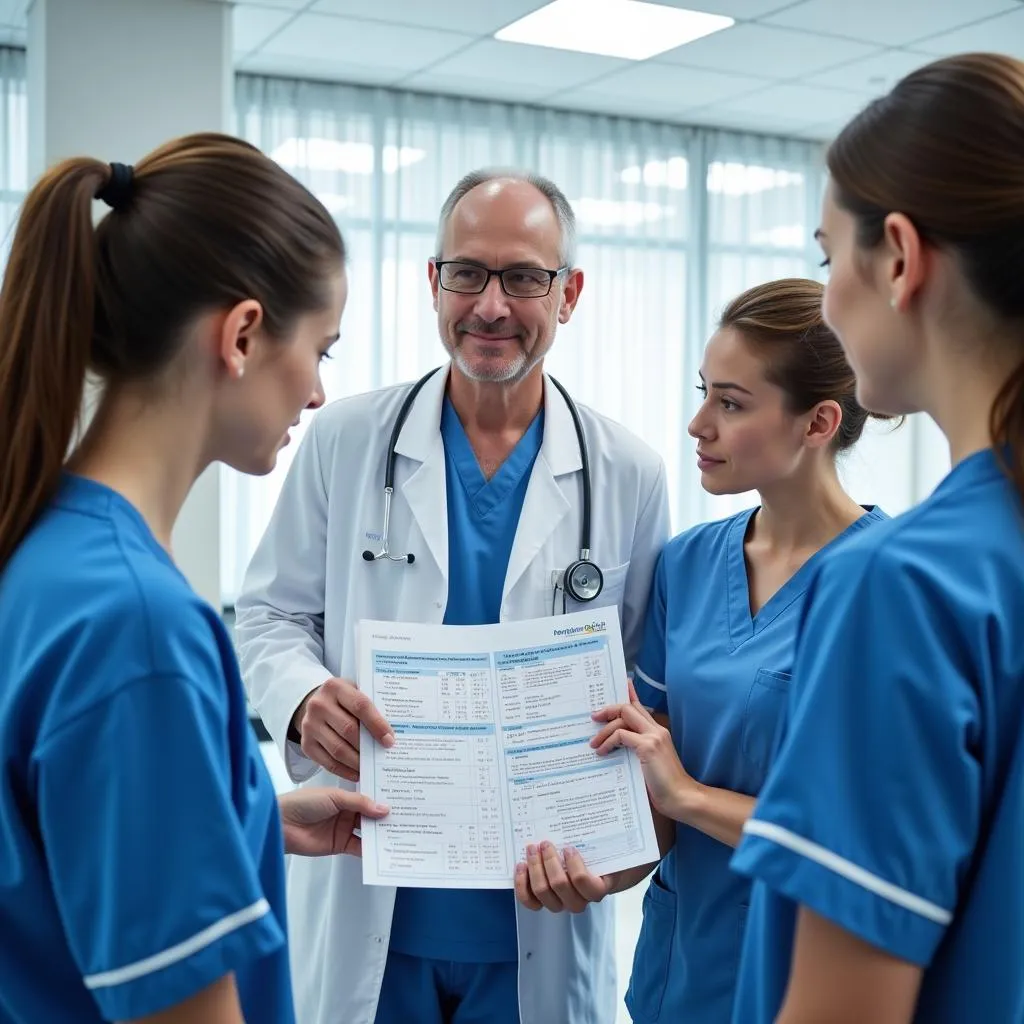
[440,395,544,520]
[726,504,885,649]
[939,445,1005,493]
[55,472,181,576]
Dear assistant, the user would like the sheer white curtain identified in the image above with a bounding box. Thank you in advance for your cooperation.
[225,75,845,604]
[0,47,27,268]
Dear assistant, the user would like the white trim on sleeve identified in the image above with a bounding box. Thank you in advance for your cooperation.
[742,819,953,926]
[634,666,666,693]
[83,898,272,991]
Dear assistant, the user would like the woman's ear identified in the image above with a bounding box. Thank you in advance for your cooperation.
[218,299,264,379]
[805,399,842,449]
[883,212,926,313]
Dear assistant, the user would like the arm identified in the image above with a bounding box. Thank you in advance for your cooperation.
[731,545,981,1016]
[234,416,395,781]
[777,908,922,1024]
[41,676,285,1022]
[233,414,334,780]
[119,975,244,1024]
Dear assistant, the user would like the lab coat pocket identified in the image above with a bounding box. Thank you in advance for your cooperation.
[558,561,629,616]
[741,669,792,781]
[626,870,676,1022]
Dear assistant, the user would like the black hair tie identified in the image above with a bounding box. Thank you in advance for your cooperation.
[95,162,134,211]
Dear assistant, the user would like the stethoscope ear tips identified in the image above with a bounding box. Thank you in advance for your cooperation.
[362,550,375,561]
[407,553,415,564]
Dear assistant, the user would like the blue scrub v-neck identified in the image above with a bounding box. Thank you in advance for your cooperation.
[725,508,857,649]
[442,397,543,523]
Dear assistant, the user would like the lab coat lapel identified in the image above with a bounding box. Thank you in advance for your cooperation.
[394,365,450,582]
[502,374,581,605]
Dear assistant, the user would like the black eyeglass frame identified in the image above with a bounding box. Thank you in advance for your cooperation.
[433,259,570,297]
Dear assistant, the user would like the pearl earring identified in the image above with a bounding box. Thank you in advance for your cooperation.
[890,298,897,310]
[236,366,245,379]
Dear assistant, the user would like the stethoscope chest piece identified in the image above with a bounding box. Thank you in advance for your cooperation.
[563,557,603,603]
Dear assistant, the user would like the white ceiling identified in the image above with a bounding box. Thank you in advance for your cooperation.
[2,0,1024,139]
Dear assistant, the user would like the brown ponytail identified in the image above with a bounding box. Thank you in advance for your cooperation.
[0,158,108,569]
[0,132,344,571]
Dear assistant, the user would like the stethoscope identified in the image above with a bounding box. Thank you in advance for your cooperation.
[361,366,604,607]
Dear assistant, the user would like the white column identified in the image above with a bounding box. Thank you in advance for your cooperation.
[27,0,234,610]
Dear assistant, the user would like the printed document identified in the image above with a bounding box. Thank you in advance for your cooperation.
[358,609,659,888]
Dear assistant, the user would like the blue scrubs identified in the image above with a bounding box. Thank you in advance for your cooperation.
[628,504,885,1023]
[0,476,291,1023]
[732,449,1024,1023]
[380,397,543,1023]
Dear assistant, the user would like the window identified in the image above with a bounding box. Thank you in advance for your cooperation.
[226,77,841,606]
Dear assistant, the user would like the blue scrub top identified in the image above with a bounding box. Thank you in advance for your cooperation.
[388,397,544,964]
[732,449,1024,1023]
[628,504,886,1024]
[0,476,292,1023]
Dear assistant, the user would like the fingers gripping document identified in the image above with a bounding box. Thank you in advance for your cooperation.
[358,609,659,888]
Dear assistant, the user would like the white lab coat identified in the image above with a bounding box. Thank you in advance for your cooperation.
[236,365,671,1024]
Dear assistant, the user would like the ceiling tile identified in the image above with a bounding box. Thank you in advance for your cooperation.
[911,7,1024,57]
[256,12,473,71]
[654,0,806,18]
[417,39,629,92]
[763,0,1018,47]
[713,81,869,123]
[654,23,876,78]
[233,5,295,56]
[805,48,934,95]
[567,62,770,112]
[309,0,547,35]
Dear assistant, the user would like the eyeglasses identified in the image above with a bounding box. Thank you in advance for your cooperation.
[434,260,568,298]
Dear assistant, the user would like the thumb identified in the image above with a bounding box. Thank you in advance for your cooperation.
[324,788,390,818]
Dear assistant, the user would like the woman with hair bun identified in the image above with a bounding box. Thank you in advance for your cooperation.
[730,52,1024,1024]
[519,276,889,1024]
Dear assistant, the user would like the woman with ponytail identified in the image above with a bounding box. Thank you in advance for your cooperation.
[0,134,386,1023]
[729,53,1024,1023]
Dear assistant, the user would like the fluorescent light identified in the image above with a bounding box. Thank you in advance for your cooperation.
[270,138,426,175]
[495,0,733,61]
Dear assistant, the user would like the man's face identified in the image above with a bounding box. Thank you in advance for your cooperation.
[428,179,583,385]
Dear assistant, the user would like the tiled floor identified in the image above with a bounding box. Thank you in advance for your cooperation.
[259,741,643,1024]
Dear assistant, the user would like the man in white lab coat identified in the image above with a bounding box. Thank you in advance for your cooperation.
[235,168,671,1024]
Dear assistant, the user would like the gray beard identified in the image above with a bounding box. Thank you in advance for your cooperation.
[451,344,533,384]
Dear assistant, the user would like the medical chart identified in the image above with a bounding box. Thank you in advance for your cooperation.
[357,609,660,888]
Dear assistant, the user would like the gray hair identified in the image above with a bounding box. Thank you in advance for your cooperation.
[435,168,577,269]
